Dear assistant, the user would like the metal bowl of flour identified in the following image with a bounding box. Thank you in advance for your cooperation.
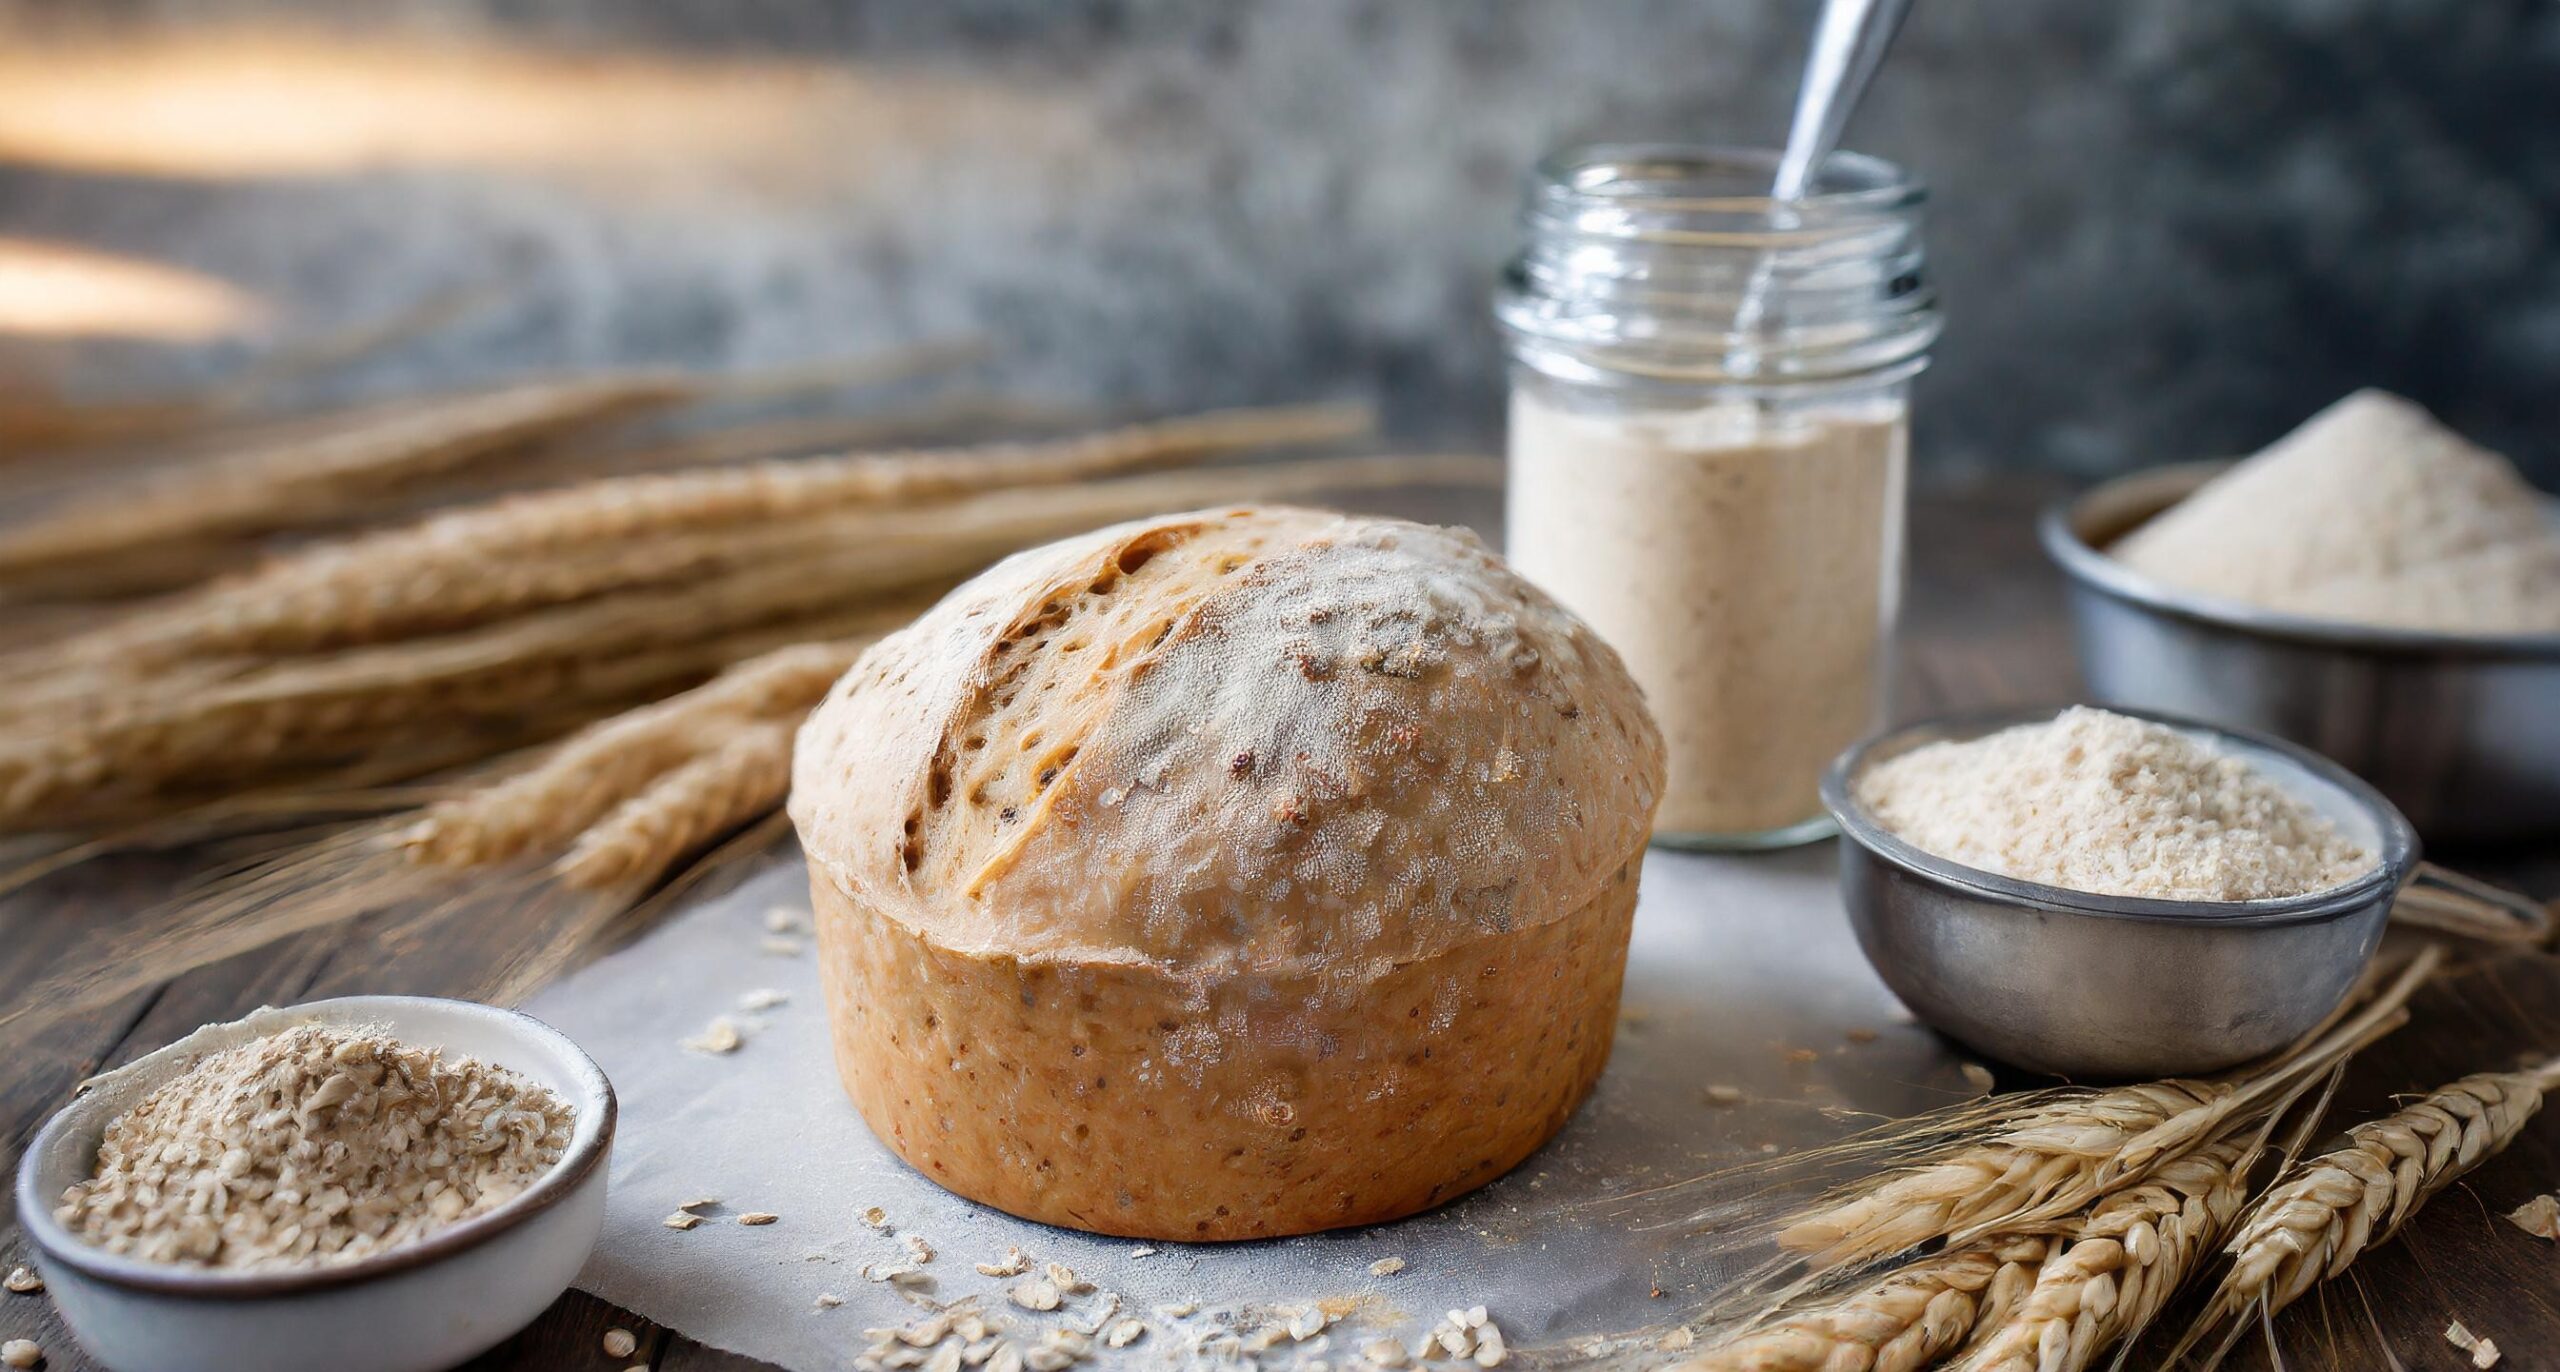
[1821,705,2418,1080]
[2040,464,2560,844]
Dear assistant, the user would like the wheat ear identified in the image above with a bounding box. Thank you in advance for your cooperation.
[1951,1137,2255,1372]
[1774,950,2437,1273]
[404,639,868,866]
[553,719,799,890]
[37,405,1382,668]
[2193,1058,2559,1338]
[0,374,691,574]
[1681,1236,2050,1372]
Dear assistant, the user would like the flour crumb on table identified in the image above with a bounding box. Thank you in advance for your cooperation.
[737,1211,779,1226]
[2506,1194,2559,1240]
[860,1205,891,1231]
[680,1016,743,1054]
[2446,1321,2501,1368]
[0,1339,36,1369]
[759,934,804,957]
[661,1211,702,1230]
[603,1328,638,1358]
[764,906,807,934]
[739,988,789,1011]
[0,1267,37,1295]
[904,1234,935,1263]
[816,1293,843,1309]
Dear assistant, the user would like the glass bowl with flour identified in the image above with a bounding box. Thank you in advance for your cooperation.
[1497,144,1940,848]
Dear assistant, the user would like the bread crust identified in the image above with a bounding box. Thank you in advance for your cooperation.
[792,506,1663,1238]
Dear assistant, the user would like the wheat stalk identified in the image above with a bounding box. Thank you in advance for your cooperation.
[1951,1137,2255,1372]
[37,403,1374,668]
[1681,1236,2051,1372]
[1772,950,2438,1274]
[404,638,870,866]
[0,373,694,576]
[2191,1058,2559,1344]
[553,718,799,889]
[0,454,1485,827]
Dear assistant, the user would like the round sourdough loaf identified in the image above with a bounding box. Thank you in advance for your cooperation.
[789,505,1664,1239]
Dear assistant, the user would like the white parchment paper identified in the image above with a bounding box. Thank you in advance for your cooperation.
[526,844,1976,1369]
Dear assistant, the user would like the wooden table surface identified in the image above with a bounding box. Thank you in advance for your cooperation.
[2,479,2554,1372]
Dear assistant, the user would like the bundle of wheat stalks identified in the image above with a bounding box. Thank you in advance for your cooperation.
[0,378,1491,1033]
[1675,946,2558,1372]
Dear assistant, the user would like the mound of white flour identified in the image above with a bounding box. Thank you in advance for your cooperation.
[1855,707,2375,901]
[2112,390,2560,633]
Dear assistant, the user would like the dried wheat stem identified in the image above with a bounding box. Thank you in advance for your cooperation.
[1775,950,2437,1274]
[2197,1059,2560,1333]
[37,409,1388,668]
[1953,1138,2254,1372]
[553,719,798,889]
[404,638,868,866]
[0,374,692,574]
[1682,1236,2051,1372]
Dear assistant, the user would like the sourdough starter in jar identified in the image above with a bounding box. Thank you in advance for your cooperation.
[1507,393,1905,841]
[1495,144,1937,848]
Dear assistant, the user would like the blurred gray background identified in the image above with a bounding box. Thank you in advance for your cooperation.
[1,0,2556,483]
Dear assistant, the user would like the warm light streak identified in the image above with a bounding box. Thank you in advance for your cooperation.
[0,34,963,180]
[0,238,264,340]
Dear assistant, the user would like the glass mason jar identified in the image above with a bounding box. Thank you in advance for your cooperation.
[1496,145,1940,850]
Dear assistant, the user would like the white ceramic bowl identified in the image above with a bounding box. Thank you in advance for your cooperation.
[13,996,616,1372]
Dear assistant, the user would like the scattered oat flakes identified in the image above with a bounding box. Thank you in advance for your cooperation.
[1703,1085,1745,1106]
[761,935,806,957]
[899,1314,954,1347]
[1474,1324,1507,1367]
[816,1293,844,1309]
[861,1205,891,1231]
[681,1017,743,1054]
[2506,1193,2559,1240]
[924,1344,964,1372]
[1369,1256,1406,1277]
[604,1328,639,1358]
[1240,1325,1286,1354]
[986,1344,1023,1372]
[662,1212,703,1231]
[738,1211,780,1226]
[1127,1245,1158,1259]
[1106,1320,1146,1349]
[1044,1260,1091,1293]
[2446,1321,2501,1368]
[765,907,807,933]
[1845,1027,1880,1044]
[1155,1302,1197,1319]
[0,1267,38,1295]
[904,1234,936,1263]
[677,1196,718,1210]
[1960,1062,1997,1095]
[1660,1328,1695,1351]
[740,988,790,1012]
[1287,1307,1330,1340]
[1362,1336,1409,1368]
[1011,1278,1062,1312]
[0,1341,33,1369]
[976,1246,1030,1277]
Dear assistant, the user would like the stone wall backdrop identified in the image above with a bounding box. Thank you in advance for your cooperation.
[1,0,2555,482]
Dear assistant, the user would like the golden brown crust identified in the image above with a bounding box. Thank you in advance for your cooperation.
[811,859,1639,1239]
[789,505,1665,1237]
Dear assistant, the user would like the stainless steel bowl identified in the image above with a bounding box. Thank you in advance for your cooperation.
[1821,705,2418,1080]
[2041,464,2560,844]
